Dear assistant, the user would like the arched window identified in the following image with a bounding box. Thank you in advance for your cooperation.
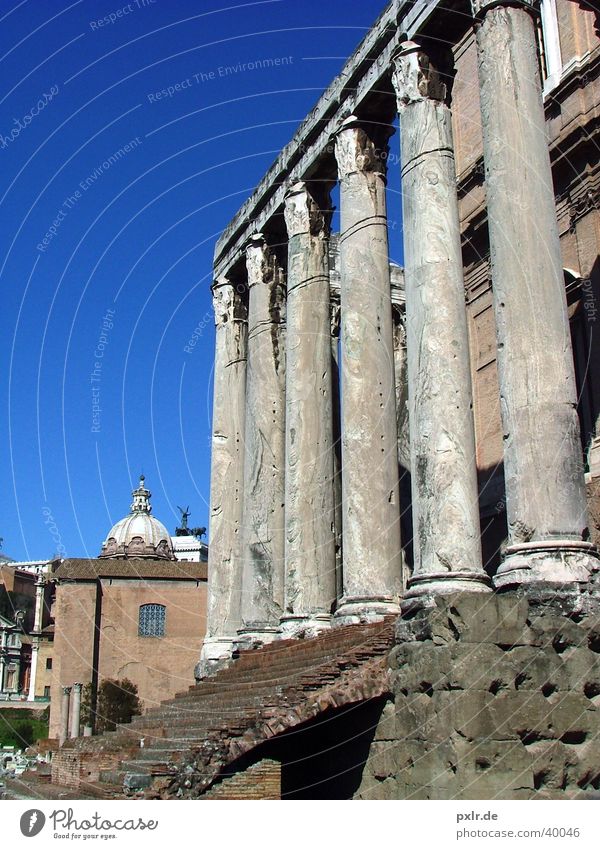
[138,604,166,637]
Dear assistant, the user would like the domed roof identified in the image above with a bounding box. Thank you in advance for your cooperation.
[99,476,175,560]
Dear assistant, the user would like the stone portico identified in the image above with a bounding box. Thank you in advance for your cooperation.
[200,0,600,674]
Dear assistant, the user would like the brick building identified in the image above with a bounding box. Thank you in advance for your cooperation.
[48,477,208,740]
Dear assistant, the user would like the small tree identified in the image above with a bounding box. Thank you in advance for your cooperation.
[79,683,94,729]
[95,678,142,733]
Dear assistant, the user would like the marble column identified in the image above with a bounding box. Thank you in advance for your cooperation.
[197,277,248,676]
[239,235,286,643]
[59,686,71,746]
[281,182,336,635]
[333,116,403,621]
[392,43,490,601]
[69,682,82,739]
[472,0,599,586]
[330,279,344,602]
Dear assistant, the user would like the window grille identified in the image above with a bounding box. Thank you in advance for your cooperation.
[138,603,166,637]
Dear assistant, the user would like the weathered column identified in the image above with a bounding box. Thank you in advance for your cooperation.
[281,182,336,635]
[333,116,403,621]
[390,268,410,474]
[330,278,344,602]
[392,43,490,601]
[472,0,599,586]
[59,686,71,746]
[69,682,82,739]
[27,573,45,701]
[239,235,286,643]
[197,277,248,676]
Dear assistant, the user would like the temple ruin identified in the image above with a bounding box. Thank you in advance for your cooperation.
[47,0,600,799]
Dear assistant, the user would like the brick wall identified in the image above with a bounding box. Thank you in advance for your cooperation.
[203,759,281,800]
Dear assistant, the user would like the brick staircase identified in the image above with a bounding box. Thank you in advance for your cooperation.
[53,618,395,799]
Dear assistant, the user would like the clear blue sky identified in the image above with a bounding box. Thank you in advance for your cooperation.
[1,0,403,561]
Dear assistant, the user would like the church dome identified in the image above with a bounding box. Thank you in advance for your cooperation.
[99,476,175,560]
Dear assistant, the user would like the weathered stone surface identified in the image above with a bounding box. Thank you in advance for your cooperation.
[473,0,599,585]
[333,117,403,621]
[281,182,336,634]
[200,279,247,670]
[393,42,488,600]
[239,236,286,642]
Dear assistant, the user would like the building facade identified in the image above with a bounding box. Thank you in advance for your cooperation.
[48,478,208,741]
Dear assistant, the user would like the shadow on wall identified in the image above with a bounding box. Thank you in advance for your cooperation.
[215,698,387,800]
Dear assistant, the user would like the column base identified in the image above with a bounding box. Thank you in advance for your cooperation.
[278,613,332,639]
[494,540,600,590]
[334,596,401,626]
[235,624,279,650]
[194,638,236,681]
[402,571,492,615]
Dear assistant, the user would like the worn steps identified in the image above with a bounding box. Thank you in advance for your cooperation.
[60,619,394,798]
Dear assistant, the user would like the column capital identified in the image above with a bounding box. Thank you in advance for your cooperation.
[212,277,247,325]
[62,686,72,695]
[333,115,393,180]
[392,41,449,106]
[471,0,537,20]
[245,233,272,289]
[72,682,83,692]
[283,181,332,239]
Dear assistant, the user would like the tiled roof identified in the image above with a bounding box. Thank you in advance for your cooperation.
[54,558,207,581]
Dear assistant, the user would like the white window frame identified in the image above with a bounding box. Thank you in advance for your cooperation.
[539,0,563,95]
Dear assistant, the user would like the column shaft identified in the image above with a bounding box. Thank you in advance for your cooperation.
[393,44,489,600]
[239,235,286,642]
[472,0,598,584]
[198,279,247,675]
[59,687,71,747]
[334,117,403,620]
[281,182,336,634]
[330,283,344,602]
[69,682,82,739]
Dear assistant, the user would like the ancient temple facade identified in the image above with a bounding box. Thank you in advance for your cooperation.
[200,0,600,672]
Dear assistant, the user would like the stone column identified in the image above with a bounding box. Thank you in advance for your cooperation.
[239,235,286,643]
[27,573,45,701]
[281,182,336,635]
[59,686,71,746]
[69,682,82,739]
[472,0,599,586]
[390,269,410,474]
[198,277,248,676]
[333,116,403,621]
[330,278,344,602]
[392,43,490,601]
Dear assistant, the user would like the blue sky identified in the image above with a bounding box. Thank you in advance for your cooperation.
[1,0,403,561]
